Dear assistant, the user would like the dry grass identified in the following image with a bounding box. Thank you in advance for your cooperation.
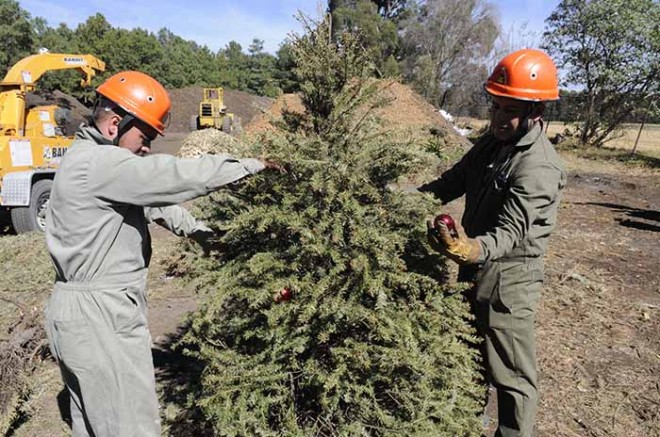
[455,117,660,160]
[0,233,52,435]
[546,122,660,159]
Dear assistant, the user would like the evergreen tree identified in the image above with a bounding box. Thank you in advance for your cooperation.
[330,0,400,77]
[247,38,280,97]
[178,15,484,436]
[0,0,34,74]
[31,19,81,95]
[217,40,251,91]
[274,42,299,93]
[156,28,213,88]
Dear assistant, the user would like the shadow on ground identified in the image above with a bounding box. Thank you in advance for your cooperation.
[153,322,214,437]
[579,201,660,232]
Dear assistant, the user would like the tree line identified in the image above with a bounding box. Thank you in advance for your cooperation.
[1,0,658,147]
[0,0,294,100]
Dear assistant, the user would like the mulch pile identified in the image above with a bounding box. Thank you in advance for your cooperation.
[245,80,472,150]
[26,86,274,136]
[178,129,242,158]
[26,82,462,148]
[167,86,273,133]
[26,90,91,136]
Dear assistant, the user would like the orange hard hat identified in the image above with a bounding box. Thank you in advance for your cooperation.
[96,71,171,134]
[484,49,559,102]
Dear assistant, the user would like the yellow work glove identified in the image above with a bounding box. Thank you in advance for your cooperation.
[426,219,482,265]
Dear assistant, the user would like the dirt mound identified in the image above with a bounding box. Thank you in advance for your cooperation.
[167,86,273,133]
[245,81,472,150]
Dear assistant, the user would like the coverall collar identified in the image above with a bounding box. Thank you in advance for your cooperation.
[514,121,544,148]
[74,124,114,145]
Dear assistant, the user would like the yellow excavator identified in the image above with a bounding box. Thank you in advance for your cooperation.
[0,52,105,233]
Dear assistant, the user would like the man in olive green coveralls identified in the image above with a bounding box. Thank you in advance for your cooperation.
[421,50,567,436]
[44,71,278,437]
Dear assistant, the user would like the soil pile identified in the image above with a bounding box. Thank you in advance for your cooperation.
[245,80,473,150]
[167,86,273,133]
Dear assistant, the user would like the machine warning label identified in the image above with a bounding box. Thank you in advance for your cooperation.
[63,57,85,65]
[9,140,33,167]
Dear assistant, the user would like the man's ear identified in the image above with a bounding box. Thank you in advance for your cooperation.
[107,114,121,138]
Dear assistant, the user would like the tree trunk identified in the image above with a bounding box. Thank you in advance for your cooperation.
[631,110,648,155]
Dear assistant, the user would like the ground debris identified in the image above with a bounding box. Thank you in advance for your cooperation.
[0,301,48,435]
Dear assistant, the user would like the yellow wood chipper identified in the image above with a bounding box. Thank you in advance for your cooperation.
[0,52,105,232]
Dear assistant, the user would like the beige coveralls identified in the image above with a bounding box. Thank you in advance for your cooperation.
[419,123,566,436]
[44,126,264,437]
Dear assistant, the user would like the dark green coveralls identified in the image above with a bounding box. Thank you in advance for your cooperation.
[419,122,566,436]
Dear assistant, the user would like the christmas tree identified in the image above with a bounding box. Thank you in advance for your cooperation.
[178,16,484,436]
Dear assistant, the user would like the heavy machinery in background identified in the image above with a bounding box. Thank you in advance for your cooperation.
[0,52,105,233]
[190,87,239,133]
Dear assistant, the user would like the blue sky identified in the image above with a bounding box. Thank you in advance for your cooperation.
[18,0,560,54]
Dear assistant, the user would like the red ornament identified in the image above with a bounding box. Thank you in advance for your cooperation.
[274,287,292,303]
[434,214,458,238]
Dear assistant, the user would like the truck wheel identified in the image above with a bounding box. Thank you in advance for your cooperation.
[190,115,199,131]
[11,179,53,234]
[233,117,243,136]
[221,116,232,133]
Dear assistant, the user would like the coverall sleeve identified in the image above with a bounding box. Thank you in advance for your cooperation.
[88,148,264,207]
[476,162,564,261]
[417,149,472,204]
[144,205,213,242]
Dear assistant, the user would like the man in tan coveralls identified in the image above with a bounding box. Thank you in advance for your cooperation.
[44,71,278,436]
[421,49,567,436]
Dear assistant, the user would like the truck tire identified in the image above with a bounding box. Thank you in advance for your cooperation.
[11,179,53,234]
[221,116,232,133]
[233,117,243,136]
[190,115,199,131]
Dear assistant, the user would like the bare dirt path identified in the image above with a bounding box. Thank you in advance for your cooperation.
[534,155,659,436]
[6,151,658,436]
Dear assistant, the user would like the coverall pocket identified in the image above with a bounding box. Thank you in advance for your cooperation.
[52,319,95,372]
[474,262,501,304]
[489,261,543,329]
[103,287,145,333]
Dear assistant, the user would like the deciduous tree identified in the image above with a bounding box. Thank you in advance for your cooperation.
[399,0,498,110]
[542,0,660,147]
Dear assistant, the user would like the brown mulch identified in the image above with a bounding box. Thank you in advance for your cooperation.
[27,86,273,136]
[167,86,273,133]
[177,129,243,158]
[26,91,91,136]
[245,80,473,151]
